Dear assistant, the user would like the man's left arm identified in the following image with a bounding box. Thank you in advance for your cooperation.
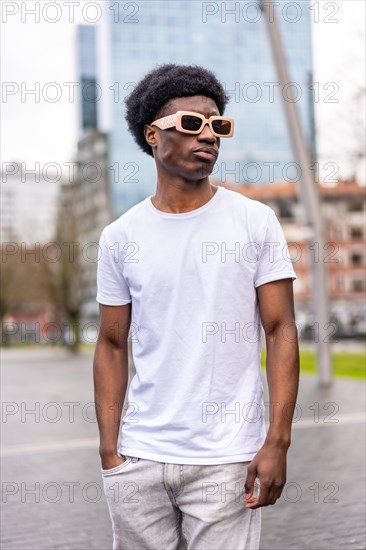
[244,278,300,509]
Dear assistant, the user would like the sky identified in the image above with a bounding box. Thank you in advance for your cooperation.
[1,0,365,182]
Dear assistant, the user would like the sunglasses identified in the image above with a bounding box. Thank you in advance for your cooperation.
[151,110,234,138]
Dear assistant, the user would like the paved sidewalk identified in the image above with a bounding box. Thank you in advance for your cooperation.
[1,348,365,550]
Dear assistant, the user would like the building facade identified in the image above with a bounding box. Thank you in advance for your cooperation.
[77,0,315,216]
[77,25,99,132]
[0,163,60,244]
[58,130,113,320]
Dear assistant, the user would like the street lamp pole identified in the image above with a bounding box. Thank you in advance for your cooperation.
[259,0,333,386]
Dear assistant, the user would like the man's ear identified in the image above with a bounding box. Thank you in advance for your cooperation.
[144,124,158,149]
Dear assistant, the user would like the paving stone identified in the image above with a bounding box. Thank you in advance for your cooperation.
[1,349,365,550]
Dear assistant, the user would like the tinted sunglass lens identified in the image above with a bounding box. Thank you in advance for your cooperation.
[181,115,203,132]
[212,119,231,135]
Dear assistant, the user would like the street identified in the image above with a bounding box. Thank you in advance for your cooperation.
[1,348,365,550]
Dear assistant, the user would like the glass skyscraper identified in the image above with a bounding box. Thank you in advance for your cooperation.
[76,25,99,132]
[78,0,315,216]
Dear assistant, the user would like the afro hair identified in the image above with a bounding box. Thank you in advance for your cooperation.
[124,64,230,157]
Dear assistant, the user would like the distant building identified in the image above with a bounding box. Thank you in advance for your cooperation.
[58,130,113,320]
[73,27,114,323]
[77,0,315,215]
[0,163,60,244]
[217,178,366,337]
[77,25,98,132]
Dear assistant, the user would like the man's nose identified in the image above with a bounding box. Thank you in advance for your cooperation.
[198,122,217,142]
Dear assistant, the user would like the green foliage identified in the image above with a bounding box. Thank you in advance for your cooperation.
[261,349,366,379]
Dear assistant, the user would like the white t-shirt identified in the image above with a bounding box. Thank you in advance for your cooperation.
[96,185,296,464]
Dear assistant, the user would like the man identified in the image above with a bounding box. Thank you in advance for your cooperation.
[94,64,299,550]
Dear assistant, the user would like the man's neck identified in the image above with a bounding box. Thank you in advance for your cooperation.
[151,179,218,214]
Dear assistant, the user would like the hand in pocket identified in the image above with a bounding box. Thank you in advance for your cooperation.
[101,453,127,471]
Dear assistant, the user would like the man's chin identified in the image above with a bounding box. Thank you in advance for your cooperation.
[174,159,217,181]
[192,159,217,179]
[197,165,215,179]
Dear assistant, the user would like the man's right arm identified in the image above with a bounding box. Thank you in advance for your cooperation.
[93,303,131,470]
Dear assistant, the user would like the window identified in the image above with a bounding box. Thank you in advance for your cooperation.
[331,224,342,239]
[352,279,365,292]
[278,199,294,219]
[348,201,364,212]
[350,226,363,239]
[350,253,363,266]
[336,276,344,290]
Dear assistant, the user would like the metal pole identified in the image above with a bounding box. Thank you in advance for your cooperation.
[259,0,332,386]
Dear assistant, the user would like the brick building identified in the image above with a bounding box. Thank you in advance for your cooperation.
[217,178,366,338]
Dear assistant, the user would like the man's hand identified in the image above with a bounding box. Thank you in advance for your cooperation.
[244,441,287,509]
[101,452,127,470]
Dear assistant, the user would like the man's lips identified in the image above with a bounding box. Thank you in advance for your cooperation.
[193,148,218,160]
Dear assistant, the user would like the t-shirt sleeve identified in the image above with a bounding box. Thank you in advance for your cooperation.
[96,231,132,305]
[254,208,297,288]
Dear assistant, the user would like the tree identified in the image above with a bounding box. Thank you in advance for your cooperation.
[44,182,85,353]
[0,241,52,345]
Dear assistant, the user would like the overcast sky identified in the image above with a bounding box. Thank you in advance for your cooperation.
[1,0,365,182]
